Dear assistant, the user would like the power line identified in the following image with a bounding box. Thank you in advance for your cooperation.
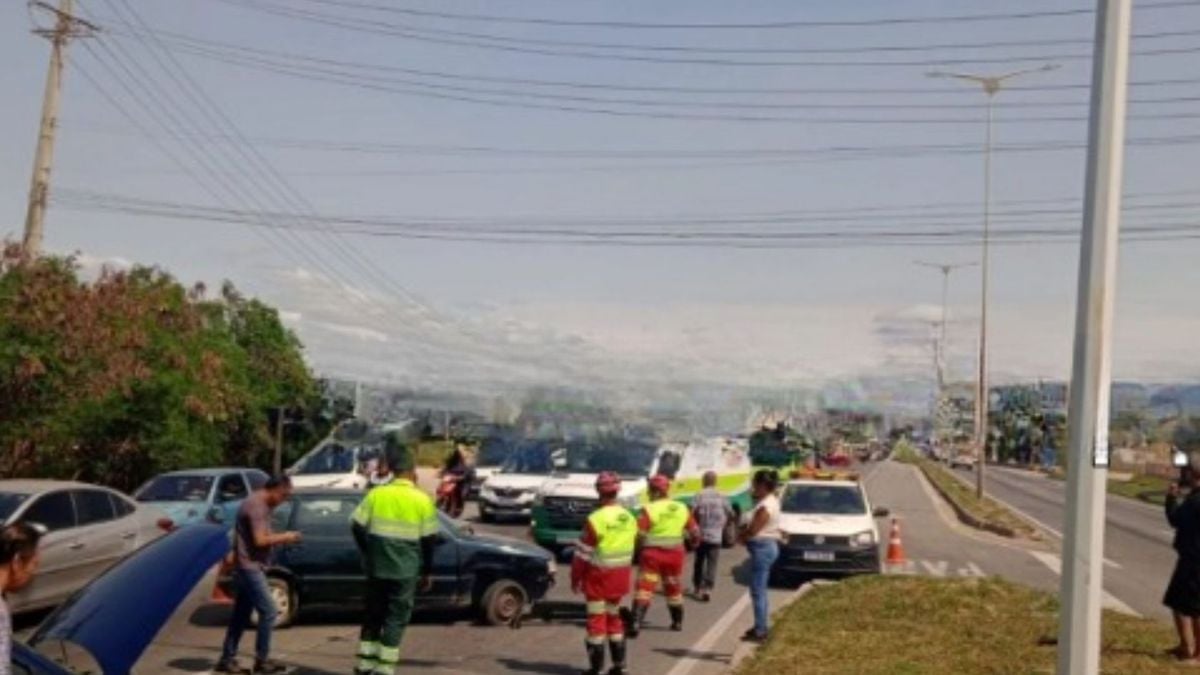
[101,24,1200,97]
[236,0,1195,31]
[216,0,1200,68]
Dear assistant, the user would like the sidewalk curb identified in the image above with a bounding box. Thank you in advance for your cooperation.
[726,580,830,673]
[918,462,1022,539]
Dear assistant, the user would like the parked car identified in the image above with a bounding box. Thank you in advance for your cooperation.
[288,419,422,490]
[478,441,557,522]
[467,435,517,500]
[12,524,230,675]
[0,480,173,614]
[133,467,270,527]
[215,488,556,626]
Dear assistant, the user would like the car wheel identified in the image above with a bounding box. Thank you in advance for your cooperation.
[259,576,297,628]
[479,579,527,626]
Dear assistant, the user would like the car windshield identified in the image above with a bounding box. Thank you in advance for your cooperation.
[0,492,31,522]
[561,441,656,477]
[292,442,357,475]
[781,484,867,515]
[477,438,514,467]
[501,443,554,475]
[134,475,215,503]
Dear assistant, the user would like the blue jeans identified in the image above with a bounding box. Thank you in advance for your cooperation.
[746,539,779,637]
[221,567,276,663]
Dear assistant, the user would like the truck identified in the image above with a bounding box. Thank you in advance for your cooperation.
[529,436,753,550]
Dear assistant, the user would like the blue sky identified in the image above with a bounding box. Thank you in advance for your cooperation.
[2,0,1198,393]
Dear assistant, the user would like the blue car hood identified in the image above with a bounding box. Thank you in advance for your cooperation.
[28,524,230,675]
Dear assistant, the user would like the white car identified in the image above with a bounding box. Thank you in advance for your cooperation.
[478,442,557,522]
[288,420,421,490]
[0,480,172,613]
[774,473,889,584]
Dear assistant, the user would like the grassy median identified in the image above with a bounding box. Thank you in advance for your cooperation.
[738,576,1183,675]
[1107,473,1171,506]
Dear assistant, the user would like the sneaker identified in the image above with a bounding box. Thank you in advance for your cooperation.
[253,660,289,674]
[740,630,768,644]
[214,661,251,675]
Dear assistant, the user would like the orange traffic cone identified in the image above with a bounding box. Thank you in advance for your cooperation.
[885,517,907,567]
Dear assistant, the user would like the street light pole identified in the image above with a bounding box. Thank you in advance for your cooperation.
[927,63,1059,498]
[915,260,977,390]
[1057,0,1132,671]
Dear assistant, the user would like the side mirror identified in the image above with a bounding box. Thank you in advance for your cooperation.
[872,507,890,518]
[207,506,226,524]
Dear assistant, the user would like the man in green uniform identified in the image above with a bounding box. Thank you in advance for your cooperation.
[351,434,440,675]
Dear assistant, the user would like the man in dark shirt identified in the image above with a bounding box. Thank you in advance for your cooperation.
[216,476,302,675]
[1164,465,1200,663]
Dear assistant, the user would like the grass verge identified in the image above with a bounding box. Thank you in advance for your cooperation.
[414,439,456,468]
[916,459,1039,539]
[738,575,1181,675]
[1108,473,1170,506]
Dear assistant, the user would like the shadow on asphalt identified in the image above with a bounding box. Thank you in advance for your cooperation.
[167,656,445,674]
[493,658,581,674]
[652,646,731,666]
[192,600,592,629]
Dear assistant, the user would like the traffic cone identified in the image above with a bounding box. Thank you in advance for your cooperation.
[885,517,907,567]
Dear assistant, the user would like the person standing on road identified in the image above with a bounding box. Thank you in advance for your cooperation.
[571,472,637,675]
[1163,465,1200,662]
[691,471,734,602]
[215,476,301,675]
[352,436,440,675]
[627,474,699,636]
[738,469,782,644]
[1,523,43,675]
[368,450,395,489]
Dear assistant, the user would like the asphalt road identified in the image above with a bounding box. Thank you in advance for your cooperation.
[949,464,1175,620]
[22,460,1171,674]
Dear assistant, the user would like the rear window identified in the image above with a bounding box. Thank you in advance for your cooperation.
[73,490,116,526]
[781,484,866,516]
[0,492,30,522]
[246,470,269,490]
[135,475,215,503]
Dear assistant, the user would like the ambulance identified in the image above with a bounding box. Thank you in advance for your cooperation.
[530,435,753,550]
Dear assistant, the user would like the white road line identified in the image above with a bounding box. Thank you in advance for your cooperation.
[665,583,816,675]
[1027,550,1140,617]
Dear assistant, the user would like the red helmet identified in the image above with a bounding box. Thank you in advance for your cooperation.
[595,471,622,497]
[649,474,671,494]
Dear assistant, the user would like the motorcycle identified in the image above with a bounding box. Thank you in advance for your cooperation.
[436,472,466,518]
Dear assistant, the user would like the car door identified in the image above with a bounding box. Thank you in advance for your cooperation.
[214,473,250,525]
[418,515,461,609]
[12,490,79,610]
[283,496,366,607]
[69,489,130,588]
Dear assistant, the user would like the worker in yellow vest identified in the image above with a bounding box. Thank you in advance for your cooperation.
[570,471,637,675]
[627,474,699,637]
[351,436,440,675]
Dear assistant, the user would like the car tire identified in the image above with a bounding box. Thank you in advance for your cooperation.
[479,508,495,524]
[257,576,297,629]
[479,579,527,626]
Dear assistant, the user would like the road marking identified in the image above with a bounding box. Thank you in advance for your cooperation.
[887,559,986,578]
[1027,550,1140,616]
[665,583,816,675]
[946,469,1125,570]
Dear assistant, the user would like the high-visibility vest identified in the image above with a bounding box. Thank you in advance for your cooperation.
[587,504,637,568]
[643,498,690,548]
[351,479,439,541]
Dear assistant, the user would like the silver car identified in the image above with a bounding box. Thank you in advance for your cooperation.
[0,480,173,613]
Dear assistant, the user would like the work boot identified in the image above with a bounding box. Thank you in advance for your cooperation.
[624,605,648,639]
[582,642,606,675]
[607,640,627,675]
[669,605,684,632]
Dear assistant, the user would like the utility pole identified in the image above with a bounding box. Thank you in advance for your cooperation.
[1057,0,1131,672]
[927,62,1059,498]
[915,261,977,390]
[22,0,96,257]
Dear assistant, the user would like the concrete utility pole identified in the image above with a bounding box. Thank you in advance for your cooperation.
[22,0,96,257]
[927,62,1059,498]
[1057,0,1132,672]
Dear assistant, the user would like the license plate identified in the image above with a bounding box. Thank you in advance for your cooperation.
[803,550,835,562]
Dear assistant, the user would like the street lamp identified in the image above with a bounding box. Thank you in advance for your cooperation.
[927,63,1060,499]
[914,260,978,390]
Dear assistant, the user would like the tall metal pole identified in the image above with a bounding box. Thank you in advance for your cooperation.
[926,62,1059,499]
[976,94,995,497]
[1057,0,1131,672]
[23,0,93,257]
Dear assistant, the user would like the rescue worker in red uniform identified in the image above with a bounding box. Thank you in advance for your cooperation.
[627,474,699,637]
[571,471,637,675]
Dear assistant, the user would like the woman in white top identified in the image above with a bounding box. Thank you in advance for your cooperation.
[738,470,782,642]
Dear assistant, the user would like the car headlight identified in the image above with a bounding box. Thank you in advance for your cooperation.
[480,486,495,499]
[851,530,876,548]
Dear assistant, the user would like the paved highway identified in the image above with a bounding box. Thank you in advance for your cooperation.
[950,464,1175,620]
